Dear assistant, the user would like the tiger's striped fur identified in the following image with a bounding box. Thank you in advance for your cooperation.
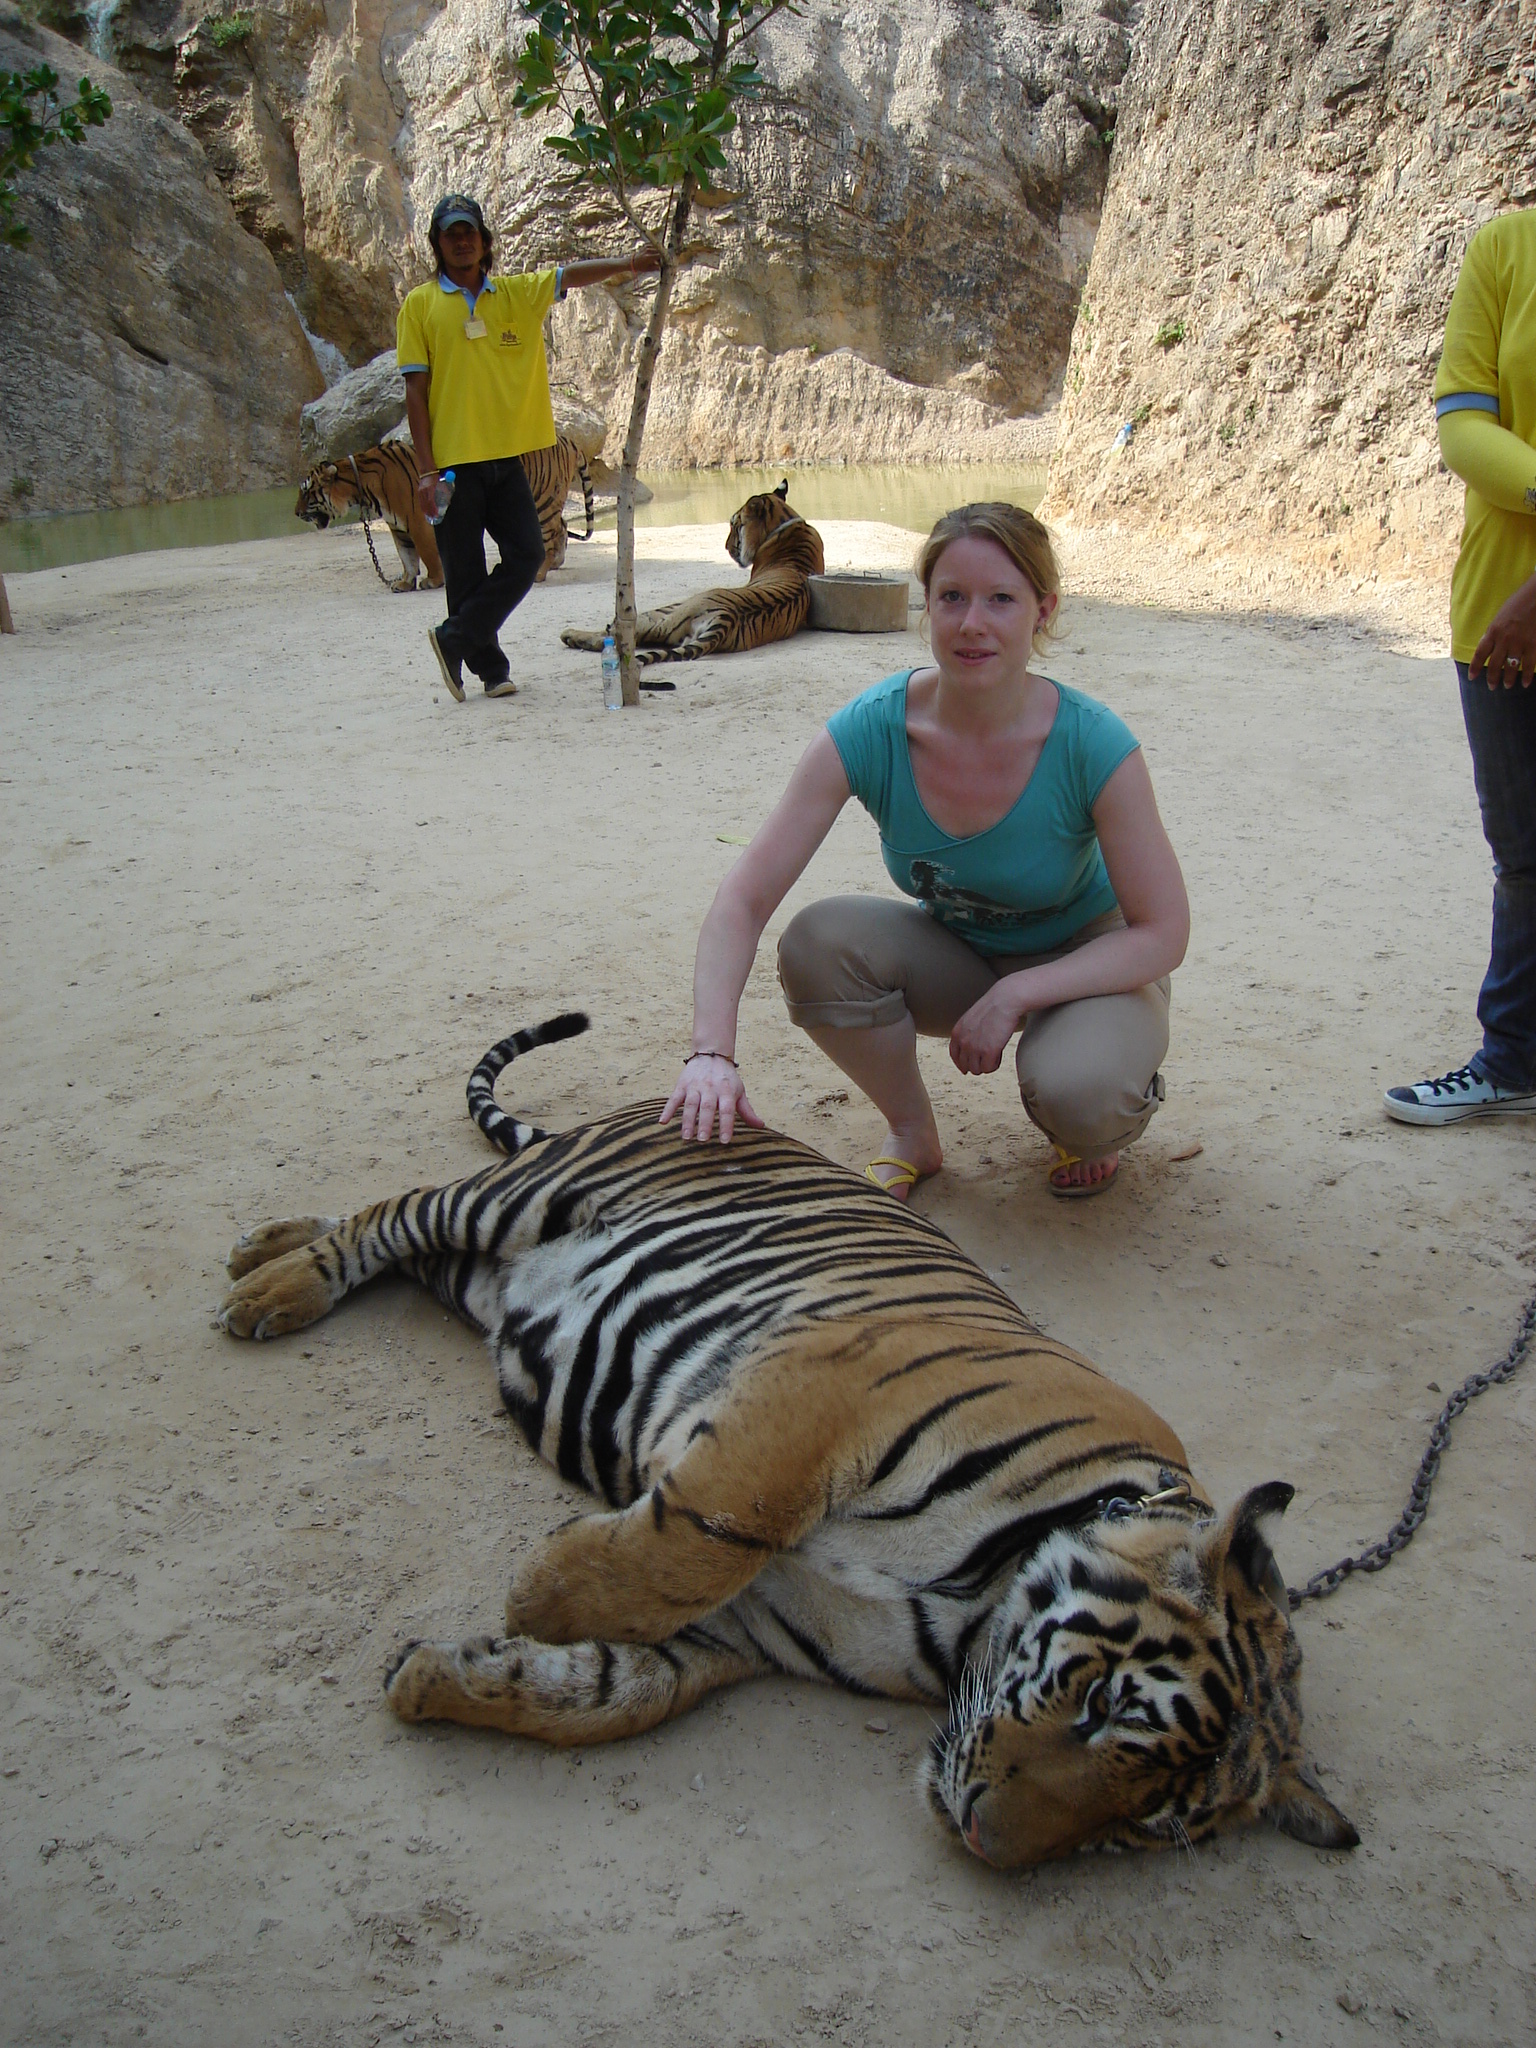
[295,441,444,593]
[560,480,825,666]
[522,435,596,581]
[217,1017,1356,1868]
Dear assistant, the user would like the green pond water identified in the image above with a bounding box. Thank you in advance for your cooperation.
[0,463,1045,576]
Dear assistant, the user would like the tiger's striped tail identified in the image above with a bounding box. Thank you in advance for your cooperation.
[571,454,595,542]
[466,1012,590,1156]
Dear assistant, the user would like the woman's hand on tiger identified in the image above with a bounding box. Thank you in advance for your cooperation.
[949,985,1023,1075]
[660,1056,764,1145]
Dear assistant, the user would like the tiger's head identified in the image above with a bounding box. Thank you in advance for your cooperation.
[923,1481,1358,1868]
[727,479,796,568]
[294,463,353,530]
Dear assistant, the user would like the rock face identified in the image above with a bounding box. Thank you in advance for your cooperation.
[92,0,1134,461]
[1043,0,1535,572]
[0,4,323,516]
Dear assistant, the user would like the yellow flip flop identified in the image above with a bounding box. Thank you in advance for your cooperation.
[1047,1146,1119,1199]
[865,1155,922,1196]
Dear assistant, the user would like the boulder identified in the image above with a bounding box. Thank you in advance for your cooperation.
[0,3,323,516]
[298,349,409,464]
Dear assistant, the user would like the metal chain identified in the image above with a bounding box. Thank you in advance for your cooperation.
[356,507,394,590]
[1288,1287,1536,1608]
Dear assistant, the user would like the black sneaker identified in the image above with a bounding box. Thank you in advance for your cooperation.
[427,625,465,702]
[483,674,519,698]
[1384,1064,1536,1125]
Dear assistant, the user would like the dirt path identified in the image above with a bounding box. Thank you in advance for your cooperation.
[1,519,1531,2047]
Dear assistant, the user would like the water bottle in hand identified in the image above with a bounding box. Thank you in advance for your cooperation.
[602,634,622,711]
[427,469,456,525]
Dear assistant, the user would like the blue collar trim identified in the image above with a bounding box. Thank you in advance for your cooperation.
[438,272,490,315]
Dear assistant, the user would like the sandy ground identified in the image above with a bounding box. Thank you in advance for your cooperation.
[2,514,1533,2048]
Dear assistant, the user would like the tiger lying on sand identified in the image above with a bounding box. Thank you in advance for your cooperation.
[218,1015,1356,1870]
[562,480,825,665]
[296,436,595,593]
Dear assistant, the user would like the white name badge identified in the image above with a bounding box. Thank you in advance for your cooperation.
[463,317,487,339]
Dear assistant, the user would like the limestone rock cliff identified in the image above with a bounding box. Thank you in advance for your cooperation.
[90,0,1135,462]
[0,4,322,515]
[1043,0,1534,572]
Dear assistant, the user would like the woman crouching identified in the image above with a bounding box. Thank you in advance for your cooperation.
[661,503,1189,1199]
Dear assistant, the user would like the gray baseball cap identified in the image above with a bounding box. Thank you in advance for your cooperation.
[430,193,487,236]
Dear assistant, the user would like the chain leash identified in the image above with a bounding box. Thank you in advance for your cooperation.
[1287,1287,1536,1609]
[345,453,395,591]
[357,508,394,589]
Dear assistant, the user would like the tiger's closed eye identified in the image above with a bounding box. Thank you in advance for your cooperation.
[1078,1678,1114,1734]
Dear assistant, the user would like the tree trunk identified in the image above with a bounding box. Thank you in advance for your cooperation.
[0,572,13,635]
[612,182,694,707]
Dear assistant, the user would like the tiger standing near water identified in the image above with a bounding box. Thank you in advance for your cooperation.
[398,193,660,701]
[663,503,1190,1200]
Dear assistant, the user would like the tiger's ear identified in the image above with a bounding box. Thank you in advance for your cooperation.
[1201,1480,1294,1613]
[1266,1759,1359,1850]
[774,479,790,499]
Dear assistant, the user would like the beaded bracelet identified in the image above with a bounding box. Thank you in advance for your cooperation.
[683,1050,738,1068]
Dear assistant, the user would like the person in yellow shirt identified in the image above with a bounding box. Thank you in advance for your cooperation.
[398,193,659,700]
[1386,208,1536,1125]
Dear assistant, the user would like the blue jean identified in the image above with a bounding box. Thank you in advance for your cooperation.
[1460,659,1536,1090]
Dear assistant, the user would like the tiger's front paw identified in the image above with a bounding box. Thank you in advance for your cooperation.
[226,1217,338,1280]
[217,1245,336,1340]
[384,1636,509,1724]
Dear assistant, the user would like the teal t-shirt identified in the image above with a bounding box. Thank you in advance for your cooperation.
[825,670,1140,957]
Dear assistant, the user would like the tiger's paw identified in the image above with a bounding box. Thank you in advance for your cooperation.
[383,1635,511,1724]
[226,1217,339,1280]
[217,1245,337,1339]
[389,575,417,594]
[560,628,607,652]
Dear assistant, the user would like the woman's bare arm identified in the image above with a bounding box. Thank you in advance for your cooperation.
[948,749,1190,1073]
[662,730,852,1141]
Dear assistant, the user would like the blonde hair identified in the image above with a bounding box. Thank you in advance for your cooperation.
[915,502,1062,652]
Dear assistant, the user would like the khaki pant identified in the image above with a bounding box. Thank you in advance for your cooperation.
[777,896,1169,1158]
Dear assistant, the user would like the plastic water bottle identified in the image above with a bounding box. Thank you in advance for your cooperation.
[601,634,622,710]
[427,468,456,524]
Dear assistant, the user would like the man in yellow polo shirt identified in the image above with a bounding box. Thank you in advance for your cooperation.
[398,193,659,700]
[1387,208,1536,1124]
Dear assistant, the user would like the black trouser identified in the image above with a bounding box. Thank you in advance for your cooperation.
[434,457,546,683]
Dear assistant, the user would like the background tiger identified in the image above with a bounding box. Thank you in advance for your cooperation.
[562,480,825,664]
[295,436,594,593]
[217,1014,1355,1869]
[523,436,596,581]
[295,441,443,593]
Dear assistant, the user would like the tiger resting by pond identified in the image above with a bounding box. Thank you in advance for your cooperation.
[216,1015,1357,1869]
[561,480,825,666]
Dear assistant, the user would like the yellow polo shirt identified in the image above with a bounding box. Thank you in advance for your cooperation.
[396,268,562,468]
[1435,210,1536,662]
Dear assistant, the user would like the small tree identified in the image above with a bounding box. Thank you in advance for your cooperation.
[512,0,794,706]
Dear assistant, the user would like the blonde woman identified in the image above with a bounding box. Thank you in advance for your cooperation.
[661,504,1190,1199]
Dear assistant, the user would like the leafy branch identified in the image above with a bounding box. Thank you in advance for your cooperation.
[1,63,112,249]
